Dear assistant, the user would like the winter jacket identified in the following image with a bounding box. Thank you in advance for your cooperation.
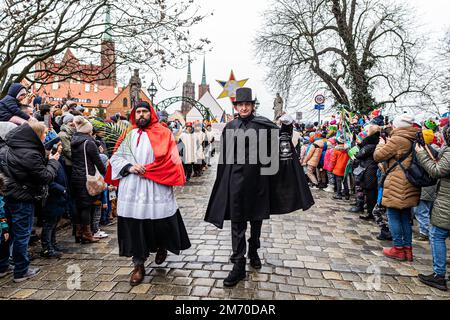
[417,146,450,231]
[2,124,59,202]
[304,139,324,167]
[43,158,69,218]
[374,127,420,210]
[58,124,75,167]
[354,134,379,190]
[0,84,31,122]
[330,145,350,177]
[323,148,335,172]
[70,133,106,209]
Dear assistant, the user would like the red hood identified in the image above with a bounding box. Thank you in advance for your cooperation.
[129,102,159,129]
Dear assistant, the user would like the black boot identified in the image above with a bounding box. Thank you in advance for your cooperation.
[418,273,448,291]
[349,206,364,213]
[359,213,375,221]
[248,250,262,270]
[223,262,246,287]
[377,227,392,241]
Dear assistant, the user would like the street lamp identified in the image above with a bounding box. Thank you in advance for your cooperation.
[255,96,260,115]
[148,80,158,105]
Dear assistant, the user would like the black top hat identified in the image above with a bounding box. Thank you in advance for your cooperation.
[233,88,256,105]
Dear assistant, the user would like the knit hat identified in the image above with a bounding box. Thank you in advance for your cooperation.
[328,125,337,132]
[440,117,449,128]
[422,129,435,145]
[63,113,74,124]
[367,124,381,137]
[371,110,381,118]
[330,119,337,125]
[393,114,414,129]
[424,119,438,131]
[73,116,93,134]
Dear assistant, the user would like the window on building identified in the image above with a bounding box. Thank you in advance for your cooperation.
[52,77,59,90]
[94,84,98,93]
[85,84,90,92]
[114,86,119,94]
[123,98,128,107]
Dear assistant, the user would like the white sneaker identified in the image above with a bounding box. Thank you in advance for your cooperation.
[324,186,335,193]
[93,231,108,239]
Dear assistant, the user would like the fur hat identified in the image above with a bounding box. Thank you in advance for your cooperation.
[63,114,74,124]
[73,116,93,134]
[393,114,414,129]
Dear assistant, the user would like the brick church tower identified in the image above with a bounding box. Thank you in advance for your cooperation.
[181,56,195,116]
[98,5,116,87]
[198,56,210,100]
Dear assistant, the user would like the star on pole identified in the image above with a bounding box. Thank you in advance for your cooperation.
[216,70,249,104]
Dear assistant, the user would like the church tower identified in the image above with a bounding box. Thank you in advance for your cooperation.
[98,5,116,87]
[181,56,195,116]
[198,56,210,100]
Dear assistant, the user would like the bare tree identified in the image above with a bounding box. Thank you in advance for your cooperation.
[0,0,210,97]
[255,0,435,114]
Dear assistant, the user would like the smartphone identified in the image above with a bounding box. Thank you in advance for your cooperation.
[51,144,59,155]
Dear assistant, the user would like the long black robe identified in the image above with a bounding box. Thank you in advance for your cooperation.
[205,115,314,229]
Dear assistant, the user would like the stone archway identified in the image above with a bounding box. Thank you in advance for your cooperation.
[155,96,215,121]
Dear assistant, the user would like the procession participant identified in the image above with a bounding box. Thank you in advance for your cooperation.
[205,88,314,287]
[106,101,190,287]
[193,122,206,176]
[178,122,197,182]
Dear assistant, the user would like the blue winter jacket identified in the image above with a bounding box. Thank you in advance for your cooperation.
[43,158,69,218]
[0,83,31,122]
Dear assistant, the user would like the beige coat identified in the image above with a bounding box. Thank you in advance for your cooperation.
[374,127,420,210]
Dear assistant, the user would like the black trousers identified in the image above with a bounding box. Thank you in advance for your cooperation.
[364,187,378,215]
[183,163,193,180]
[230,220,263,265]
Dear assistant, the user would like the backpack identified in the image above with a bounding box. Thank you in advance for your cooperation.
[397,142,437,188]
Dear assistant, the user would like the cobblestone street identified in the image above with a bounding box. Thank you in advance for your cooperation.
[1,156,450,301]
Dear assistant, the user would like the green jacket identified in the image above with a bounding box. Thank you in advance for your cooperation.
[417,146,450,231]
[58,124,74,167]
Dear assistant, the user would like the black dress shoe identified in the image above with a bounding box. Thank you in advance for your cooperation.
[418,273,448,291]
[223,266,246,288]
[377,229,393,241]
[155,249,168,265]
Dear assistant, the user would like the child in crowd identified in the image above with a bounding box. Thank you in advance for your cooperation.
[330,135,351,200]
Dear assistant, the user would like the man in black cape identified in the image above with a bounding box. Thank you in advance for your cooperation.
[205,88,314,287]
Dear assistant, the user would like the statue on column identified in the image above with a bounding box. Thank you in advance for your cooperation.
[129,69,142,109]
[273,93,284,121]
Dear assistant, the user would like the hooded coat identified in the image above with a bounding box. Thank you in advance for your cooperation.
[354,133,380,190]
[70,132,106,208]
[2,124,59,202]
[58,124,75,167]
[0,84,31,122]
[374,127,420,209]
[205,114,314,229]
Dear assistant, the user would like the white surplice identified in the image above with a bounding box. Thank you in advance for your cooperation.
[110,129,178,220]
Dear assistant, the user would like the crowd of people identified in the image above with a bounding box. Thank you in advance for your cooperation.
[0,83,215,284]
[295,109,450,291]
[0,81,449,293]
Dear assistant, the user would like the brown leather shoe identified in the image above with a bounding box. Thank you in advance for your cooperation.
[80,225,100,244]
[155,249,168,265]
[130,265,145,286]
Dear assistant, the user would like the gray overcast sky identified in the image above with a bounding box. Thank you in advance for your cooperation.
[144,0,450,120]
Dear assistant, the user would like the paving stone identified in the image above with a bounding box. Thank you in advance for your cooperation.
[191,286,211,297]
[10,289,37,299]
[93,282,117,292]
[90,292,114,300]
[47,290,76,300]
[69,291,96,300]
[304,278,332,288]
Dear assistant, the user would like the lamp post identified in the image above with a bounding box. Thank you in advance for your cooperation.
[148,80,158,106]
[255,96,260,116]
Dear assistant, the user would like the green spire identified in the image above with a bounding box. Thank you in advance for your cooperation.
[103,5,113,42]
[201,55,207,86]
